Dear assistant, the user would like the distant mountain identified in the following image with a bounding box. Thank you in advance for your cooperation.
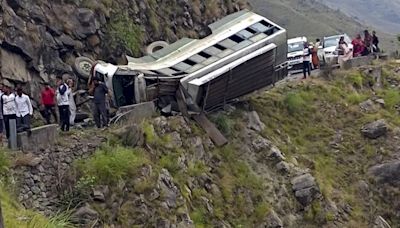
[320,0,400,35]
[248,0,398,50]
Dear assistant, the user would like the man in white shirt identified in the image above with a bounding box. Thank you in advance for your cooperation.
[1,85,17,139]
[15,87,33,135]
[56,77,70,132]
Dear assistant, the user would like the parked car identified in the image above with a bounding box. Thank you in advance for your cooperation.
[287,37,313,72]
[321,34,353,64]
[75,10,288,114]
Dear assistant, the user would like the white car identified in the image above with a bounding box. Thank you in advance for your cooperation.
[321,34,353,64]
[287,37,310,72]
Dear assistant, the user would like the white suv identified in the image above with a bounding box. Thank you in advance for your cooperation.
[321,34,353,64]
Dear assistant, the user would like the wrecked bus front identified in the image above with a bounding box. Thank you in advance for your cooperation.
[91,10,288,113]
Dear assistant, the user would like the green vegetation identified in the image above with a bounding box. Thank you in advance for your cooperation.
[106,13,143,56]
[251,62,400,226]
[0,149,71,227]
[76,146,149,185]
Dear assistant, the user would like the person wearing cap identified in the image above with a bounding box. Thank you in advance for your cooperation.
[15,87,33,135]
[1,85,17,139]
[41,82,57,124]
[92,77,109,128]
[56,77,70,132]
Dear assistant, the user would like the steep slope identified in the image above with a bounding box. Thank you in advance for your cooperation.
[320,0,400,35]
[21,60,398,227]
[248,0,397,50]
[249,0,363,39]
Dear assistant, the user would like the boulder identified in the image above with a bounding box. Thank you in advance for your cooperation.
[112,124,144,147]
[368,161,400,186]
[71,204,99,225]
[265,209,283,228]
[359,99,378,113]
[373,216,392,228]
[246,111,265,133]
[291,173,321,207]
[361,119,387,139]
[158,169,183,209]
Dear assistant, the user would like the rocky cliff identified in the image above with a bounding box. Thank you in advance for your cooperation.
[0,0,247,103]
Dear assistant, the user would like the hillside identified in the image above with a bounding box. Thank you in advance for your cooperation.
[3,60,399,227]
[248,0,397,51]
[320,0,400,35]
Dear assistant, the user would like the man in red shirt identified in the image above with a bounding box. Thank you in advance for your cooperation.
[41,82,58,124]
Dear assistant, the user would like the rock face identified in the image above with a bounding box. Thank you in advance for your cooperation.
[291,173,321,207]
[369,161,400,186]
[0,0,248,103]
[361,119,388,139]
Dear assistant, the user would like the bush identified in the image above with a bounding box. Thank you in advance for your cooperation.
[347,72,364,89]
[106,13,143,56]
[0,150,10,177]
[77,147,149,185]
[284,92,307,114]
[382,89,400,110]
[346,92,368,105]
[212,115,234,136]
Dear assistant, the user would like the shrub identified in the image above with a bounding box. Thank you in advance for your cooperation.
[159,153,181,175]
[284,92,307,114]
[382,89,400,110]
[347,72,364,89]
[77,147,149,185]
[0,150,10,177]
[212,115,234,136]
[346,92,368,105]
[106,13,143,56]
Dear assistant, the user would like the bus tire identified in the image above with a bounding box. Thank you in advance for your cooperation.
[145,41,169,55]
[73,56,95,80]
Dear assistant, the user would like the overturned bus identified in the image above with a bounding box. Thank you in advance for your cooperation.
[82,10,288,114]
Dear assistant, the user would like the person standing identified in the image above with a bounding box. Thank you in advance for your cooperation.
[0,84,4,144]
[372,31,379,53]
[41,82,57,124]
[92,77,109,128]
[363,30,372,54]
[302,42,311,79]
[15,87,33,135]
[56,78,70,132]
[67,79,76,126]
[352,34,365,57]
[312,39,320,69]
[1,85,17,139]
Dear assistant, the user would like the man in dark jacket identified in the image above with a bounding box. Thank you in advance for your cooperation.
[92,77,109,128]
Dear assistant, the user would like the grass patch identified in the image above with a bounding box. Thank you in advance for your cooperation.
[106,13,142,56]
[0,186,73,227]
[76,146,149,185]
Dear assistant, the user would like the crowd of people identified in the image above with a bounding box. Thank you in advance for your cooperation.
[301,30,380,79]
[0,75,110,144]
